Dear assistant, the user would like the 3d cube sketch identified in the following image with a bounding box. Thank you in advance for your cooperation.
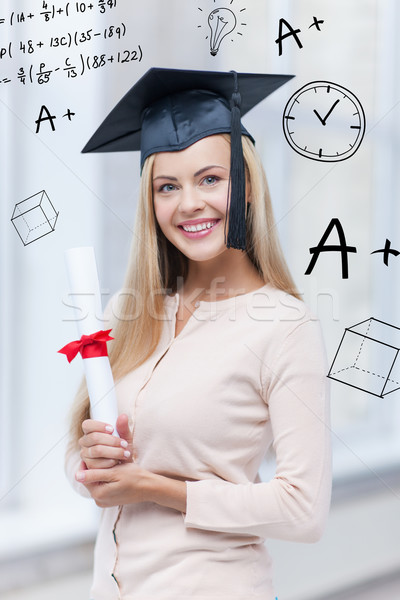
[11,190,59,246]
[328,317,400,398]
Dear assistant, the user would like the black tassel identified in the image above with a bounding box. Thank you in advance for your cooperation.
[225,71,247,251]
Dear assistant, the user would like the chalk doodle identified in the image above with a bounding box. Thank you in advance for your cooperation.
[0,1,143,87]
[11,190,59,246]
[34,105,76,132]
[197,1,247,56]
[328,318,400,398]
[305,219,400,278]
[275,16,324,56]
[305,218,357,279]
[371,239,400,266]
[283,81,366,162]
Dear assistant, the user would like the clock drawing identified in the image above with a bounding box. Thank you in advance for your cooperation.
[282,81,366,162]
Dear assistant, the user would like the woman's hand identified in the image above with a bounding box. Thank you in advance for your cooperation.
[75,461,188,512]
[77,413,187,512]
[76,461,149,507]
[79,413,134,470]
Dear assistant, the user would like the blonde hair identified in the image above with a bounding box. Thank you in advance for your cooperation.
[67,134,300,450]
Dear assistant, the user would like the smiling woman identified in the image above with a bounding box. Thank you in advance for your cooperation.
[65,67,331,600]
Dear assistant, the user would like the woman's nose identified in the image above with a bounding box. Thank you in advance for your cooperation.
[178,186,205,212]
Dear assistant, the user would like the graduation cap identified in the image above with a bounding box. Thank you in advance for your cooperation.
[82,67,293,250]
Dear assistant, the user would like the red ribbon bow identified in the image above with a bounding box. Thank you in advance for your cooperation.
[58,329,114,363]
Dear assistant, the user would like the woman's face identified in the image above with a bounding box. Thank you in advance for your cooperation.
[152,134,245,263]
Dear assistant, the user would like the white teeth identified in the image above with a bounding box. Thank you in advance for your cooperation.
[182,221,217,232]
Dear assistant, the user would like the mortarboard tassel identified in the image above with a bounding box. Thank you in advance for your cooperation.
[225,70,247,251]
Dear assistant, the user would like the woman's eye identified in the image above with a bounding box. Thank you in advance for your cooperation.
[202,176,219,186]
[158,183,176,192]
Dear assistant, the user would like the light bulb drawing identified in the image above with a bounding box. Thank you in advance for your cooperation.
[208,8,237,56]
[197,2,247,56]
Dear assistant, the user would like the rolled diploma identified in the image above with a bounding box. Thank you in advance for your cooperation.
[65,246,119,433]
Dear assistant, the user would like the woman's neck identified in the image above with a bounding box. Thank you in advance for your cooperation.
[178,252,265,302]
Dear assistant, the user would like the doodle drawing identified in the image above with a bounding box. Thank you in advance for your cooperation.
[197,2,247,56]
[208,8,237,56]
[11,190,59,246]
[283,81,366,162]
[328,318,400,398]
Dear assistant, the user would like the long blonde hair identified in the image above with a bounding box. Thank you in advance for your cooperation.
[67,134,300,449]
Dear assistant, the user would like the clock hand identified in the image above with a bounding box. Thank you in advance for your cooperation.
[313,109,325,125]
[321,99,340,125]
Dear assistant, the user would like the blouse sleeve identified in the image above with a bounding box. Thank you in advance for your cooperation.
[183,318,332,543]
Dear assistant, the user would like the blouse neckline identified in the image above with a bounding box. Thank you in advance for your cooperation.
[165,282,273,312]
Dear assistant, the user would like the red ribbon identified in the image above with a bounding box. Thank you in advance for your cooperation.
[58,329,114,363]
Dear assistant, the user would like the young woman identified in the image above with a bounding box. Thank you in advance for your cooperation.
[65,68,331,600]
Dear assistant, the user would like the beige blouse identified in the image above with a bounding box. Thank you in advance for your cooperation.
[65,283,332,600]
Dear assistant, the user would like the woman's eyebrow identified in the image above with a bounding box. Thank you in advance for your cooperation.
[194,165,228,177]
[153,165,228,182]
[152,175,178,182]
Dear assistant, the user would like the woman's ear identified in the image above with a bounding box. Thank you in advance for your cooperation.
[245,202,251,221]
[245,176,252,205]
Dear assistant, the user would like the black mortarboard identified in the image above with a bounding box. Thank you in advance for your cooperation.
[82,67,293,250]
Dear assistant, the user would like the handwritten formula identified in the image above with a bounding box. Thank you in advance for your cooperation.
[5,1,117,25]
[0,1,144,87]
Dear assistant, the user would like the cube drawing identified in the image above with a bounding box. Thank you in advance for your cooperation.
[328,317,400,397]
[11,190,59,246]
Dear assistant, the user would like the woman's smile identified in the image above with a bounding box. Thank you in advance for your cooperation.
[178,218,221,238]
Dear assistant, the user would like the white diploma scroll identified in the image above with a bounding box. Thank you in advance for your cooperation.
[64,246,119,434]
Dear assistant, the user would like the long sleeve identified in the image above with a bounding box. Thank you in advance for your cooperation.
[183,318,332,542]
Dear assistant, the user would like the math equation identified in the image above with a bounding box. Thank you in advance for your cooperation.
[3,1,118,25]
[0,1,144,87]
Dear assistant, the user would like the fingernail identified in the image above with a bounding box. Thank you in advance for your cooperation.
[120,440,128,448]
[105,425,114,433]
[76,471,85,481]
[123,450,131,458]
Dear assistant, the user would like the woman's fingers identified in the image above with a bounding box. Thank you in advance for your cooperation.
[79,439,131,470]
[116,414,134,460]
[76,467,114,484]
[80,443,130,461]
[116,414,133,443]
[83,457,119,470]
[78,416,134,470]
[82,419,115,435]
[79,431,126,449]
